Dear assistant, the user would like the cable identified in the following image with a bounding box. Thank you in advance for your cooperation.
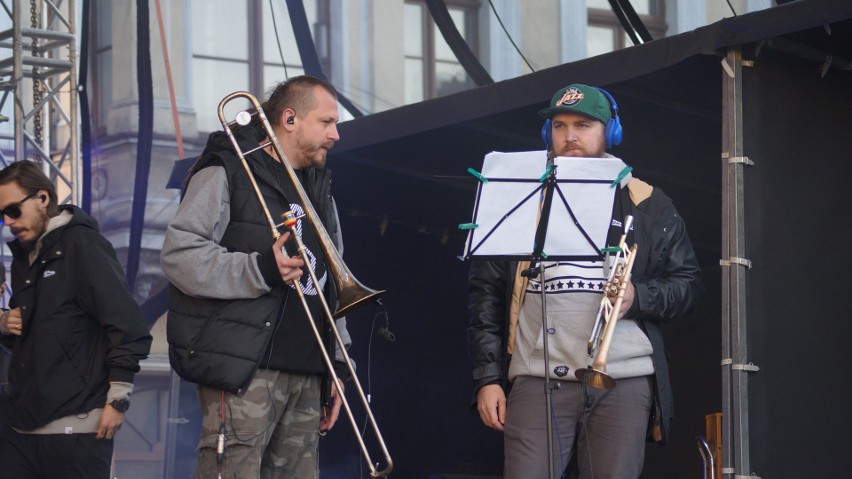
[217,391,226,479]
[357,312,379,479]
[726,0,738,16]
[268,0,290,79]
[154,0,185,160]
[581,382,596,479]
[487,0,535,72]
[549,386,567,478]
[358,305,391,478]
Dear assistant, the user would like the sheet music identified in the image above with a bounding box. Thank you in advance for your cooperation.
[463,150,631,260]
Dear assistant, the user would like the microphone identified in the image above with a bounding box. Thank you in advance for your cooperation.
[374,305,395,342]
[377,326,396,342]
[521,261,557,279]
[521,266,539,278]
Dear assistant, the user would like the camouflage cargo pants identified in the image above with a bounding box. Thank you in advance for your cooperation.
[194,369,321,479]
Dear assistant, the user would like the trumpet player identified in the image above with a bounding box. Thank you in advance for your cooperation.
[468,84,704,478]
[161,75,351,479]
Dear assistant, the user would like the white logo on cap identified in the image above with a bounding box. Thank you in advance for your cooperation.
[556,87,584,107]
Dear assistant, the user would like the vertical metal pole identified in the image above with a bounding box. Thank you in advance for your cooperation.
[539,261,555,479]
[161,370,184,479]
[720,46,751,478]
[4,0,79,202]
[67,0,80,205]
[12,0,24,164]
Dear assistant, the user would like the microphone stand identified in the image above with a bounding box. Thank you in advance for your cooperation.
[521,154,559,479]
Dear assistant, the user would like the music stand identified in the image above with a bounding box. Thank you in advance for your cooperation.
[463,150,631,479]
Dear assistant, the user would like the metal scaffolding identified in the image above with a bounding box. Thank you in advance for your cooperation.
[0,0,78,204]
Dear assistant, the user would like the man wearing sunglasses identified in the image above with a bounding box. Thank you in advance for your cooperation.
[0,161,152,479]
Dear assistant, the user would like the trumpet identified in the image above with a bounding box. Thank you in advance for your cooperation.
[575,215,637,390]
[217,91,392,477]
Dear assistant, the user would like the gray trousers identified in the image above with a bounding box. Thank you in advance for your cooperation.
[194,369,322,479]
[504,375,654,479]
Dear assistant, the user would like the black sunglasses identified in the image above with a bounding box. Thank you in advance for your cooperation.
[0,192,38,220]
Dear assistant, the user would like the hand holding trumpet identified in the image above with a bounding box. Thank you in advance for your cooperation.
[612,281,635,320]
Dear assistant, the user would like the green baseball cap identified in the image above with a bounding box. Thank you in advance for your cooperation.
[538,84,612,124]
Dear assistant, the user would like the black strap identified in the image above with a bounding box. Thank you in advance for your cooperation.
[617,0,654,42]
[606,0,654,45]
[78,0,92,212]
[606,184,634,248]
[126,0,154,290]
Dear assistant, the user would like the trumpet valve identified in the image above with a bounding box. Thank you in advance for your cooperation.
[604,282,620,297]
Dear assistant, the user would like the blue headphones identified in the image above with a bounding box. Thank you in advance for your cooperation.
[541,87,623,150]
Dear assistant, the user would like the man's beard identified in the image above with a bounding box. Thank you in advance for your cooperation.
[18,210,50,252]
[298,144,328,168]
[559,142,605,158]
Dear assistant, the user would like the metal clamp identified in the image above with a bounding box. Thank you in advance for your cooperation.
[721,154,754,166]
[721,57,735,78]
[721,359,760,372]
[720,257,752,269]
[721,468,762,479]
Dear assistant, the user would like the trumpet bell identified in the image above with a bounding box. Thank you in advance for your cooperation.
[575,367,616,390]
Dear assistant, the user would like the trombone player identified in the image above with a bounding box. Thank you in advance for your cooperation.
[468,84,704,478]
[162,75,350,479]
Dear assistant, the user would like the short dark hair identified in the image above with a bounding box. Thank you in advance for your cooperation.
[262,75,337,126]
[0,161,60,217]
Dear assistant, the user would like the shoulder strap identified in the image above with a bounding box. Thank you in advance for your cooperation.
[627,178,653,206]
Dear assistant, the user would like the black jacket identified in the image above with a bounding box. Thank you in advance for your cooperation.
[0,206,152,430]
[468,181,703,444]
[167,126,344,396]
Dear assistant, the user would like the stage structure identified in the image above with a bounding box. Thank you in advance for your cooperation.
[0,0,79,204]
[327,1,852,476]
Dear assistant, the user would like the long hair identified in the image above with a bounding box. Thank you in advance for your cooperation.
[0,161,60,217]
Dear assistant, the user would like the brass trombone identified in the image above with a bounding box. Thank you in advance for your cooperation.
[217,91,392,477]
[575,215,638,390]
